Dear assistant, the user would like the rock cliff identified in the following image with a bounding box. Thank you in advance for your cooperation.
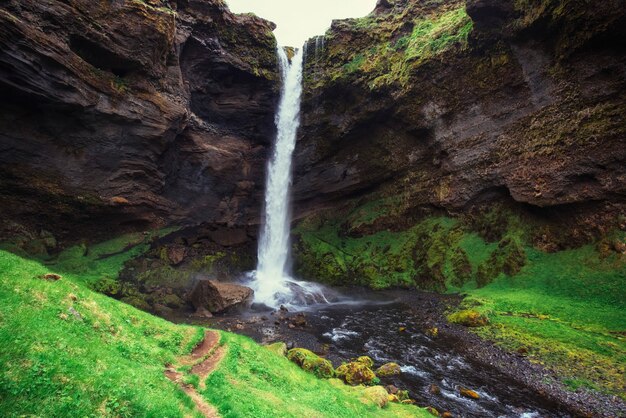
[291,0,626,289]
[295,0,625,218]
[0,0,279,245]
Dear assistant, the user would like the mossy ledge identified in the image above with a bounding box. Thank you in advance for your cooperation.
[292,199,626,398]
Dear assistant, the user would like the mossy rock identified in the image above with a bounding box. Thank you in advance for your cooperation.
[265,342,287,357]
[336,361,377,386]
[360,385,388,408]
[302,357,335,379]
[355,355,374,368]
[459,387,480,399]
[448,310,489,327]
[287,348,334,379]
[375,362,401,377]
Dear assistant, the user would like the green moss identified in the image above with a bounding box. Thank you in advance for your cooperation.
[307,5,473,91]
[294,197,625,398]
[336,361,377,386]
[206,333,430,417]
[447,310,489,327]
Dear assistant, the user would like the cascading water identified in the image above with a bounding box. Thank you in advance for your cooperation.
[252,46,329,308]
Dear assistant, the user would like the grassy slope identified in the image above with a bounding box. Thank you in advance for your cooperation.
[0,249,204,417]
[465,245,626,395]
[293,203,626,398]
[207,333,427,418]
[0,241,431,417]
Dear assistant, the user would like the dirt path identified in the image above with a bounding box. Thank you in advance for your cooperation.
[165,330,224,418]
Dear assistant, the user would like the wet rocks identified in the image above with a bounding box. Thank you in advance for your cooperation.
[189,279,253,315]
[375,362,401,377]
[335,359,377,386]
[459,387,480,399]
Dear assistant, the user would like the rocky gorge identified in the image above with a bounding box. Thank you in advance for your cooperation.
[0,0,624,417]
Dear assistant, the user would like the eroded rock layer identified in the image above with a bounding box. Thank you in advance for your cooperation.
[294,0,626,226]
[0,0,279,243]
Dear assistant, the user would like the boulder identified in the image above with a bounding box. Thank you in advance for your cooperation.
[375,362,401,377]
[336,361,377,386]
[189,279,253,314]
[360,386,389,408]
[287,348,334,379]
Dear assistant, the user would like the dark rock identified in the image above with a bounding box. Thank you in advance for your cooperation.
[0,0,279,245]
[189,279,253,314]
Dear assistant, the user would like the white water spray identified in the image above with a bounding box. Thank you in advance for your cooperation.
[253,47,326,308]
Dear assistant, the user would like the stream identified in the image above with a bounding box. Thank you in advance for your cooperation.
[180,290,570,418]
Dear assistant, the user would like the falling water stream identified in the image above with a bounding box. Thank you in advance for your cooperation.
[252,47,329,308]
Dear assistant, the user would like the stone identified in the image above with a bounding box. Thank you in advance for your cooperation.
[355,356,374,368]
[165,246,186,266]
[459,387,480,399]
[375,362,402,377]
[189,279,253,314]
[287,348,334,379]
[361,386,388,408]
[429,384,441,395]
[336,361,376,386]
[265,342,287,357]
[41,273,62,281]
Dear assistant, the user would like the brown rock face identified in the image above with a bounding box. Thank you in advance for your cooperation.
[0,0,279,244]
[189,279,253,313]
[294,0,626,229]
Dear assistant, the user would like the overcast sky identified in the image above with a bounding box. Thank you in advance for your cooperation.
[225,0,378,47]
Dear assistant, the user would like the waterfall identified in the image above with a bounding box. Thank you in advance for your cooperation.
[253,46,305,307]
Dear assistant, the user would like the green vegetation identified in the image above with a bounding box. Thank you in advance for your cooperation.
[0,243,432,417]
[308,5,473,90]
[0,249,204,417]
[205,332,428,417]
[293,198,626,398]
[465,243,626,397]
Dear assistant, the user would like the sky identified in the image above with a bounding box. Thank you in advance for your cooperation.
[225,0,378,47]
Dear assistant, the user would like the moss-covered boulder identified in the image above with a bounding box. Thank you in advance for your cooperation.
[287,348,334,379]
[265,342,287,357]
[355,356,374,368]
[459,387,480,399]
[375,362,401,377]
[360,385,389,408]
[447,310,489,327]
[336,361,377,386]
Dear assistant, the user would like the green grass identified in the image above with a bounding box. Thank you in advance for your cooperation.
[0,249,204,417]
[0,244,434,417]
[204,332,430,418]
[49,229,177,288]
[310,5,473,90]
[293,199,626,397]
[464,245,626,396]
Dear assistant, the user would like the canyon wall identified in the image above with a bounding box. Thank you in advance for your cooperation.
[0,0,279,245]
[292,0,626,289]
[296,0,625,218]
